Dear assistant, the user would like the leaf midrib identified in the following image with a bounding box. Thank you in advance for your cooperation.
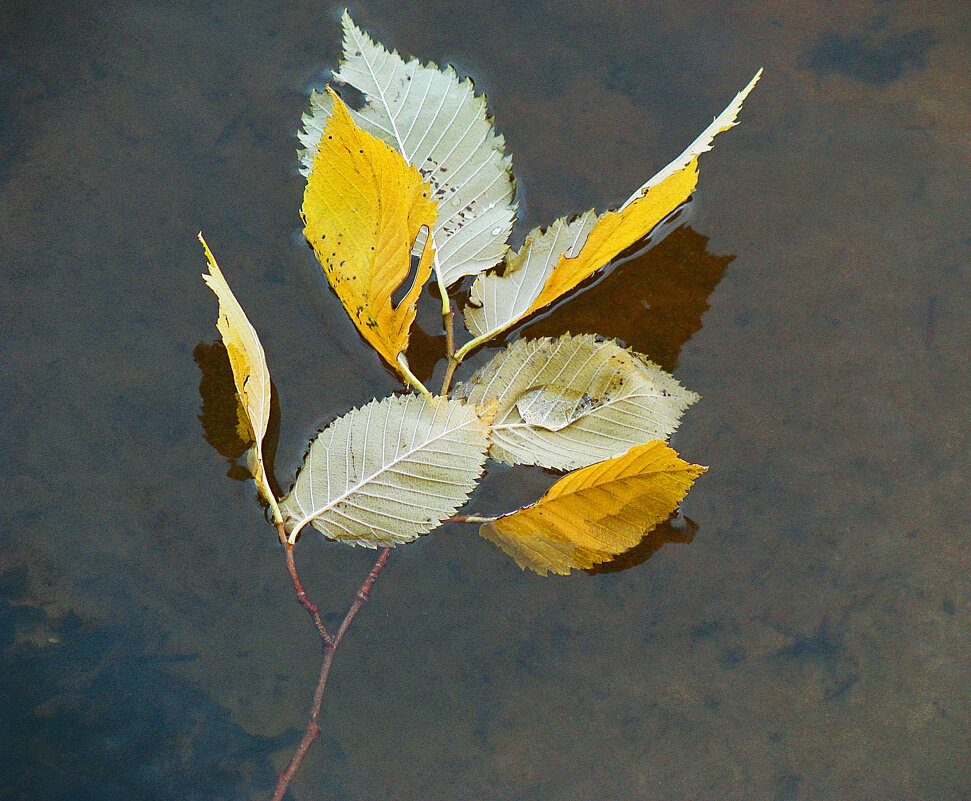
[291,412,479,534]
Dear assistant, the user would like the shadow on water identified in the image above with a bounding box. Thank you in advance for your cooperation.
[586,513,699,575]
[405,223,731,382]
[804,26,937,85]
[521,224,732,372]
[194,341,284,499]
[0,563,288,800]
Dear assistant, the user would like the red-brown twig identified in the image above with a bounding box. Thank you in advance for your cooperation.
[271,543,391,801]
[283,538,333,645]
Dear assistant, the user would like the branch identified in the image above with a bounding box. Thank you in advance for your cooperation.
[271,545,391,801]
[434,258,460,397]
[440,351,460,396]
[283,538,333,646]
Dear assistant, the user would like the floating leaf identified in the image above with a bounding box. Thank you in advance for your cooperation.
[299,11,516,286]
[302,89,438,383]
[200,234,277,512]
[463,70,762,344]
[481,441,706,575]
[520,225,732,372]
[279,395,493,548]
[455,334,698,471]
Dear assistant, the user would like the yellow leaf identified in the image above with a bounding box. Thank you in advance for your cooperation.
[526,69,761,319]
[527,161,699,315]
[481,441,706,575]
[462,70,761,347]
[301,88,438,384]
[200,234,279,516]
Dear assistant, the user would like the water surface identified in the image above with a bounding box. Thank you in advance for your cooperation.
[1,1,969,798]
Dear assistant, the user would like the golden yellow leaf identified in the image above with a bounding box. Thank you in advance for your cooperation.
[463,70,761,347]
[480,440,706,575]
[200,234,278,516]
[526,162,698,315]
[301,88,438,383]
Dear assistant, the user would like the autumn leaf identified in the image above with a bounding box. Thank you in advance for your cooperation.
[480,441,706,575]
[299,11,516,287]
[200,233,279,516]
[455,335,698,470]
[302,88,438,388]
[462,69,762,348]
[279,394,494,547]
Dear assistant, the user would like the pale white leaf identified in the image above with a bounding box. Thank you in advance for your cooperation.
[464,211,596,340]
[455,335,698,471]
[279,394,493,547]
[298,11,516,286]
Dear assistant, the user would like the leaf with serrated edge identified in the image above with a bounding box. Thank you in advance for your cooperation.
[481,441,705,575]
[455,335,698,471]
[302,89,437,380]
[280,395,493,548]
[464,70,762,342]
[298,11,516,286]
[200,234,276,511]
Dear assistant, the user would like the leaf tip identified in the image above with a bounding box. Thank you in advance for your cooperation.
[198,231,213,261]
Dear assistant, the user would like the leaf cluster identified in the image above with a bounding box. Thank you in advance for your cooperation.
[202,12,760,575]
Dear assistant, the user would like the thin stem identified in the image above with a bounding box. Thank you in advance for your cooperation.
[270,545,391,801]
[263,478,283,525]
[283,538,333,645]
[397,354,431,396]
[445,514,497,523]
[442,299,455,358]
[335,547,390,645]
[433,255,451,321]
[454,331,495,363]
[439,295,459,396]
[440,354,459,396]
[271,651,333,801]
[434,252,461,397]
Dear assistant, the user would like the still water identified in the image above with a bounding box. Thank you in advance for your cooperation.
[1,0,968,798]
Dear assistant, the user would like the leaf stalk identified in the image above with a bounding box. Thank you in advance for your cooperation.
[446,514,497,523]
[454,333,492,363]
[396,354,431,395]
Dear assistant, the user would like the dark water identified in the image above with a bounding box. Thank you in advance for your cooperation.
[2,1,969,799]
